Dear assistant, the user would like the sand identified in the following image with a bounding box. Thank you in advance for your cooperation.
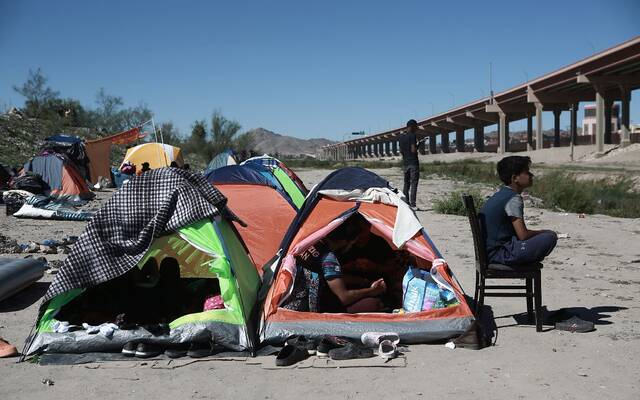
[1,150,639,399]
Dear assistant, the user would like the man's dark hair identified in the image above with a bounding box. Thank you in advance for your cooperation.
[327,213,368,242]
[170,161,178,168]
[406,119,418,128]
[497,156,531,185]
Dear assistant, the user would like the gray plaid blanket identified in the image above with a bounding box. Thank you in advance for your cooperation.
[44,168,228,301]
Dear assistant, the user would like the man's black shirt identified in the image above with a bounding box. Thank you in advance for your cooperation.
[399,131,418,165]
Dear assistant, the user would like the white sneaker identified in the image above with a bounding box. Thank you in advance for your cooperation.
[378,340,397,359]
[361,332,400,348]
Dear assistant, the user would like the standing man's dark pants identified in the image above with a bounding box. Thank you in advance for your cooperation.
[403,163,419,207]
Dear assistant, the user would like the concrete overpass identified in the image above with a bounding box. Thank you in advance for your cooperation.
[322,36,640,161]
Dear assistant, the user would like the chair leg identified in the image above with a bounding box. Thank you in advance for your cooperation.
[473,271,480,313]
[476,276,486,318]
[526,278,534,323]
[534,271,543,332]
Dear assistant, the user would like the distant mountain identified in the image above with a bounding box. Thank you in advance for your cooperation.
[246,127,337,157]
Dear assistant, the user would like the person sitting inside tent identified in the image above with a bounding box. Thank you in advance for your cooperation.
[120,161,136,176]
[283,215,387,314]
[137,162,151,176]
[338,217,411,308]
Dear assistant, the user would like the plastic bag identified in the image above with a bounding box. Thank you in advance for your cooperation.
[402,261,459,312]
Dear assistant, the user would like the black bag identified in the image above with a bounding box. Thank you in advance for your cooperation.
[10,172,49,194]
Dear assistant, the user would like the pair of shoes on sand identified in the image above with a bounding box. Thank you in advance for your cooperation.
[0,337,18,358]
[275,333,401,366]
[122,341,215,359]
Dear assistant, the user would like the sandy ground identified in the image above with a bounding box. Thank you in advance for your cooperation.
[1,149,640,399]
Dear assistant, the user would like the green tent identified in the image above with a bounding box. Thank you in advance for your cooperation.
[271,166,306,208]
[26,218,260,355]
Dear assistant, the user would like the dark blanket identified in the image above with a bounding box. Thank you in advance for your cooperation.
[44,168,228,302]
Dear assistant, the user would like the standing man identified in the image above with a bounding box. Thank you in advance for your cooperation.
[399,119,420,210]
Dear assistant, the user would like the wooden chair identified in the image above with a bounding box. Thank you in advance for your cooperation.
[462,194,543,332]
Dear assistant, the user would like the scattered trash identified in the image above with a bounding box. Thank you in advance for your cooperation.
[557,233,570,239]
[578,213,585,218]
[41,379,54,386]
[445,341,456,350]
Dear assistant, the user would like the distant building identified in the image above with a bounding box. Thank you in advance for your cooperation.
[581,103,619,136]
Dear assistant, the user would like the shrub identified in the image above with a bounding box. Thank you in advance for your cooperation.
[421,160,498,185]
[433,190,485,216]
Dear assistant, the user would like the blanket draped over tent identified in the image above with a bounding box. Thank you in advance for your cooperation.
[43,168,227,302]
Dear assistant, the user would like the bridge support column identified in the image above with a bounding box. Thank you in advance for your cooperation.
[441,132,450,153]
[596,90,605,154]
[455,128,465,152]
[384,141,391,156]
[474,125,484,152]
[418,139,426,155]
[498,112,507,154]
[526,113,533,150]
[535,102,544,150]
[553,109,561,147]
[429,134,437,154]
[620,86,631,148]
[604,98,613,144]
[392,139,399,156]
[571,103,579,146]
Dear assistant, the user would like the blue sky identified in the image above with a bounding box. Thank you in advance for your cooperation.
[1,0,639,141]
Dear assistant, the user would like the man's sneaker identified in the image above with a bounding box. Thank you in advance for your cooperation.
[164,343,189,359]
[410,205,419,212]
[275,344,309,367]
[134,343,162,358]
[0,337,18,358]
[328,342,374,360]
[316,335,350,357]
[121,341,138,357]
[286,335,317,355]
[378,339,397,359]
[187,342,214,358]
[361,332,400,348]
[555,316,595,333]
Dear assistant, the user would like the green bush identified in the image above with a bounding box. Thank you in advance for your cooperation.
[433,190,485,216]
[530,172,640,218]
[421,160,499,185]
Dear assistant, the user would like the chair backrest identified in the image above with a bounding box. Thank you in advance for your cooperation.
[462,194,489,274]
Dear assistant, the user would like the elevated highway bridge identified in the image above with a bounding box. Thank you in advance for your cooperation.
[322,36,640,160]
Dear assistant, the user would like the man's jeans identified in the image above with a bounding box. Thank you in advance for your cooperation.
[491,231,558,266]
[403,164,419,207]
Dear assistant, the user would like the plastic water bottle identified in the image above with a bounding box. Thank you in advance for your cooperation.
[422,281,440,310]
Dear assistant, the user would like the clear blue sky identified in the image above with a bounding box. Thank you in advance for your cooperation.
[1,0,639,141]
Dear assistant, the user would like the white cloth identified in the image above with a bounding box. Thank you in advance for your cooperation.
[318,188,422,248]
[53,321,70,333]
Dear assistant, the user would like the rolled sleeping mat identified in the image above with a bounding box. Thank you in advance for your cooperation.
[0,258,47,302]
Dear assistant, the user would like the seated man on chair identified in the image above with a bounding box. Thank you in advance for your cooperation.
[480,156,557,266]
